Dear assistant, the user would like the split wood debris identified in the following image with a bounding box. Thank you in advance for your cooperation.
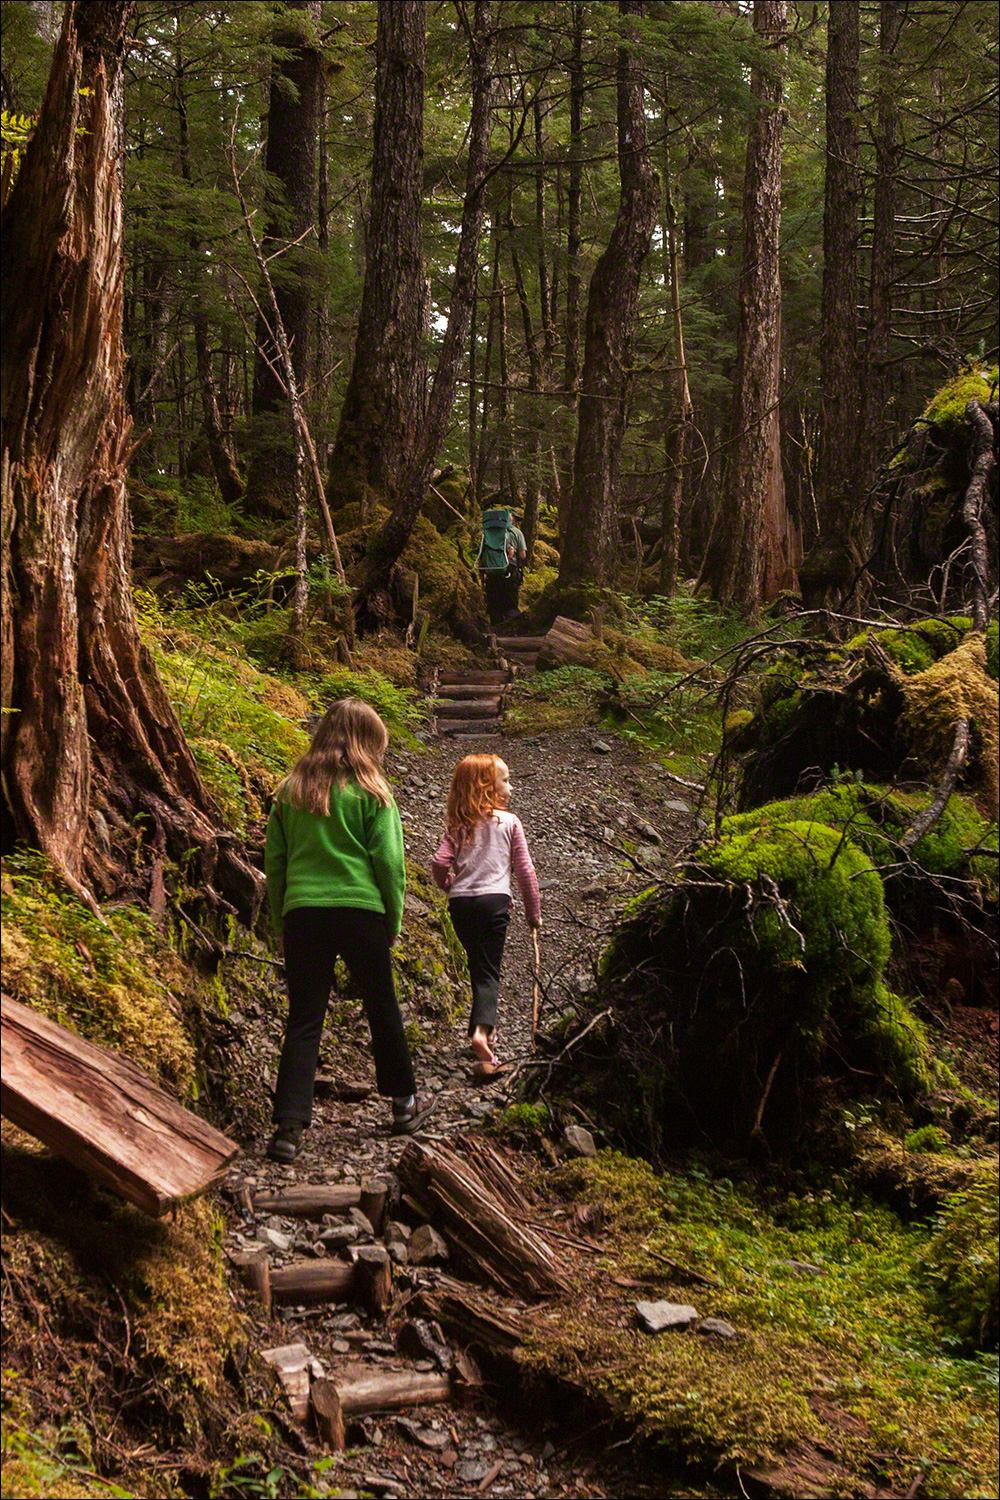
[242,1137,572,1445]
[1,991,239,1217]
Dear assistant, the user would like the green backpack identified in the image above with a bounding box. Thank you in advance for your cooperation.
[477,508,516,574]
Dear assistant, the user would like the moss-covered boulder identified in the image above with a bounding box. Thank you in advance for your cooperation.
[599,818,934,1150]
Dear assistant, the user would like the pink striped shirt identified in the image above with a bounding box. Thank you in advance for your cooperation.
[431,810,541,927]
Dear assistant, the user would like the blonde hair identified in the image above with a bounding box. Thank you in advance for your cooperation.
[278,698,392,814]
[446,753,503,844]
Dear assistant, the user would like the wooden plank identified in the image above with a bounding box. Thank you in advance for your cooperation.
[437,671,509,685]
[436,684,508,699]
[433,697,502,718]
[1,992,239,1218]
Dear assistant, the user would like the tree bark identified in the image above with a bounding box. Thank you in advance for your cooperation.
[0,2,262,922]
[557,0,659,594]
[859,1,905,505]
[243,0,322,522]
[559,0,585,539]
[326,0,426,525]
[816,0,861,554]
[659,87,694,598]
[353,0,495,629]
[701,0,787,619]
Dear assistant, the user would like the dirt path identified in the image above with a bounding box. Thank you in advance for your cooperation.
[225,728,703,1499]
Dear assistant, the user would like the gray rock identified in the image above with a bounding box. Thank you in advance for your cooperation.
[456,1460,491,1484]
[261,1227,292,1253]
[772,1259,826,1276]
[663,798,693,814]
[408,1224,450,1265]
[318,1223,359,1249]
[634,818,662,843]
[397,1418,450,1451]
[349,1206,376,1237]
[563,1124,597,1158]
[388,1242,409,1266]
[591,740,612,754]
[636,1300,699,1333]
[636,844,663,865]
[466,1099,492,1120]
[385,1220,411,1244]
[697,1317,738,1339]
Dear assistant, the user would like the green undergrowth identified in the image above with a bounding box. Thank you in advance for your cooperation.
[520,1152,998,1495]
[923,1158,999,1349]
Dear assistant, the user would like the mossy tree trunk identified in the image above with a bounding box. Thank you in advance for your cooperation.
[0,1,262,922]
[326,0,426,527]
[556,0,658,594]
[243,0,322,524]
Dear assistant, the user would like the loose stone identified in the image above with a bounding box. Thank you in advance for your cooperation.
[636,1300,699,1333]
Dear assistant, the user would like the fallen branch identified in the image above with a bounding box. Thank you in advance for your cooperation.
[899,718,969,852]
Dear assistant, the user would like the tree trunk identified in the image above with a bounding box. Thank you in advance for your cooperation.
[353,0,495,629]
[659,86,694,598]
[859,1,905,506]
[816,0,860,550]
[557,0,658,594]
[1,1,262,922]
[326,0,426,525]
[243,0,322,522]
[559,0,585,539]
[701,0,787,619]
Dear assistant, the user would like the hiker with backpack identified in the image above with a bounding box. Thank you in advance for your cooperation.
[431,753,542,1075]
[477,505,527,625]
[264,698,435,1161]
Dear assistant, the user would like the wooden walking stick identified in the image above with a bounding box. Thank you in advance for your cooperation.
[531,928,541,1045]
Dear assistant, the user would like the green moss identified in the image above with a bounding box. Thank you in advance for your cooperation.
[920,364,998,438]
[1,851,198,1093]
[313,666,425,746]
[904,1125,951,1154]
[523,1155,999,1493]
[699,821,890,1009]
[922,1158,999,1349]
[986,619,999,682]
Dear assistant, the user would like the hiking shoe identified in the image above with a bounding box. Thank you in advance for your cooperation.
[391,1094,439,1136]
[266,1121,305,1162]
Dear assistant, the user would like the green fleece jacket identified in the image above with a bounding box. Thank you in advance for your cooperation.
[265,780,406,939]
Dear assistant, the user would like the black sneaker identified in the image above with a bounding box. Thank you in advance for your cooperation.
[391,1094,438,1136]
[266,1121,305,1162]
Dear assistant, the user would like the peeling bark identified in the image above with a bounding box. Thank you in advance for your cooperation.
[1,2,262,921]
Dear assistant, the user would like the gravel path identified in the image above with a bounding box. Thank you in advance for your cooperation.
[225,728,704,1499]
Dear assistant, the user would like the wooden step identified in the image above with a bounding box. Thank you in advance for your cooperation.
[434,697,502,719]
[436,683,508,700]
[438,671,509,686]
[435,720,501,737]
[495,636,547,650]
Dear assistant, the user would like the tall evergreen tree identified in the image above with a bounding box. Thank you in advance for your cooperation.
[326,0,426,526]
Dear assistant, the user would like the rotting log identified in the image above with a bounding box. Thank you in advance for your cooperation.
[0,993,239,1217]
[251,1184,362,1217]
[395,1140,570,1297]
[411,1274,528,1358]
[334,1365,452,1415]
[269,1259,356,1307]
[261,1343,324,1422]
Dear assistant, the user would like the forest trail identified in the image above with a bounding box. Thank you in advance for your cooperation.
[428,633,546,738]
[224,728,703,1498]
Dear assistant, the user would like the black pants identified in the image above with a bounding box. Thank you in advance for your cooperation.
[448,893,510,1035]
[273,906,416,1125]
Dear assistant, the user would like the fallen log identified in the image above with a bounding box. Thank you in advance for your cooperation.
[395,1140,570,1298]
[270,1259,356,1307]
[335,1366,452,1416]
[1,992,239,1217]
[251,1184,361,1217]
[411,1274,527,1357]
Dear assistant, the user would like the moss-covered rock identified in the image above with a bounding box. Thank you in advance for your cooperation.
[598,817,932,1148]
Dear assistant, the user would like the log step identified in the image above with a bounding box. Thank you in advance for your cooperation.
[437,671,509,686]
[433,697,502,718]
[495,637,547,650]
[436,684,507,700]
[435,722,501,738]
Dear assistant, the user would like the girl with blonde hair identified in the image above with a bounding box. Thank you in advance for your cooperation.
[264,699,434,1160]
[432,753,541,1070]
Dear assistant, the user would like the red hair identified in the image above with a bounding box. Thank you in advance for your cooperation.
[446,753,503,844]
